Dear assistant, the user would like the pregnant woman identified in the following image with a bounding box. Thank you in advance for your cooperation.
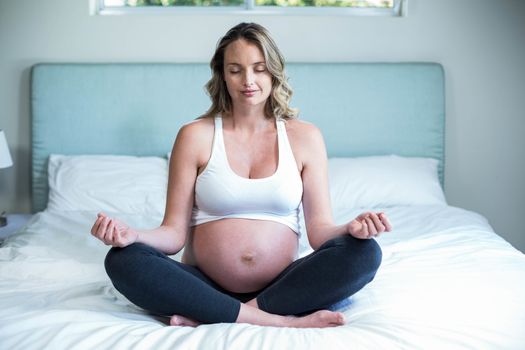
[91,22,391,328]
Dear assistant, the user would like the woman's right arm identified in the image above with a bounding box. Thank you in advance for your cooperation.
[91,122,205,255]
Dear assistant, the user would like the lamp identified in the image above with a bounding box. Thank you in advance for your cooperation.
[0,130,13,169]
[0,129,13,227]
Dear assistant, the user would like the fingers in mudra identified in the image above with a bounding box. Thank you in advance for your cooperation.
[349,211,393,239]
[365,216,377,237]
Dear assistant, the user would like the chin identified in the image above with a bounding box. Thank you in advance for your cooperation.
[238,99,266,107]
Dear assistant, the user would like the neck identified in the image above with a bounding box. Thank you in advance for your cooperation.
[226,105,272,133]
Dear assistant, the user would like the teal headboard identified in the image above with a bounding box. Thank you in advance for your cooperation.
[31,62,445,213]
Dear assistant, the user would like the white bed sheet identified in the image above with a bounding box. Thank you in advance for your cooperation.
[1,205,525,350]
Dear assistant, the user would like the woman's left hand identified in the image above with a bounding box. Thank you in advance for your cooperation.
[346,211,392,239]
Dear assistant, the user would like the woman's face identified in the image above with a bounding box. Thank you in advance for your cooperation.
[223,39,273,111]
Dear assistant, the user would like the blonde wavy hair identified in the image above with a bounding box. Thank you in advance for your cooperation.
[201,22,298,121]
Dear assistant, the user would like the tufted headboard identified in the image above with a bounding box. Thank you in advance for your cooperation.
[31,62,445,212]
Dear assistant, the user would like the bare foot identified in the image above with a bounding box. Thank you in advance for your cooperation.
[246,298,259,309]
[286,310,346,328]
[169,308,344,328]
[170,314,201,327]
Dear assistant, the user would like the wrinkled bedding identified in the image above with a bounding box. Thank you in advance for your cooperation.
[1,205,525,349]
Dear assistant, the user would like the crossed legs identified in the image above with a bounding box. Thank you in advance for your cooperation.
[105,235,382,327]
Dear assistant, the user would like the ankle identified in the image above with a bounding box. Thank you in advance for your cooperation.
[245,298,259,309]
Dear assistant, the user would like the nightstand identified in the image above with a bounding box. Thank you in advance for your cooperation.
[0,213,33,246]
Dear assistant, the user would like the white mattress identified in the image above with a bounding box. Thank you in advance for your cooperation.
[1,205,525,349]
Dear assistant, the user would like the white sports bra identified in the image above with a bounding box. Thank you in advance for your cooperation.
[191,116,303,234]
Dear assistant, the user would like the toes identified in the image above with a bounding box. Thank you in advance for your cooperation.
[170,315,200,327]
[335,312,346,325]
[170,316,182,326]
[311,310,345,327]
[322,311,345,326]
[170,315,188,326]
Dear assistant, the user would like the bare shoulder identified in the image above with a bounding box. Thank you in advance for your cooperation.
[285,119,325,149]
[178,117,214,139]
[285,118,321,136]
[174,118,213,147]
[284,119,326,167]
[171,117,214,165]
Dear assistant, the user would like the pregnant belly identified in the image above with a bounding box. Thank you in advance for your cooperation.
[184,219,299,293]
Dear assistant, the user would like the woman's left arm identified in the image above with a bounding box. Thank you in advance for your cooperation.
[299,124,392,250]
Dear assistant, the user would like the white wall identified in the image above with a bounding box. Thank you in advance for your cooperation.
[1,0,524,252]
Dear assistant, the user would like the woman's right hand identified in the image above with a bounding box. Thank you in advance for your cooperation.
[90,212,138,248]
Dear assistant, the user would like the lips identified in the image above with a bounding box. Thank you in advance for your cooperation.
[241,90,258,96]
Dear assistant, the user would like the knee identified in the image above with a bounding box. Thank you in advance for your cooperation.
[104,246,127,281]
[104,243,153,281]
[355,236,383,272]
[328,235,383,275]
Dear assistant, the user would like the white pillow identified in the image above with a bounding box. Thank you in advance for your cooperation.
[47,154,168,216]
[328,155,446,210]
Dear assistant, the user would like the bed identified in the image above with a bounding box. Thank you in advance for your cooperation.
[1,63,524,349]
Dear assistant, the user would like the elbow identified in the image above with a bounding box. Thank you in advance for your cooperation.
[306,224,328,251]
[307,235,323,251]
[162,225,186,255]
[165,240,185,256]
[306,221,343,251]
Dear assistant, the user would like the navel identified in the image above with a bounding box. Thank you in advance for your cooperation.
[240,251,257,267]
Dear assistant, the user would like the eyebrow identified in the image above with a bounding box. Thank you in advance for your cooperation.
[226,61,266,66]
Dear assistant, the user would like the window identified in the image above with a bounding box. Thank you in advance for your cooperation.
[94,0,405,16]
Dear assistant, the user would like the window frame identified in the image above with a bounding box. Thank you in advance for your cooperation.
[91,0,406,16]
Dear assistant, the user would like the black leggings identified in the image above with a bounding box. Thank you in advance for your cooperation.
[104,235,382,324]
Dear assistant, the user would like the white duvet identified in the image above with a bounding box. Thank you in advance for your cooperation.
[1,205,525,350]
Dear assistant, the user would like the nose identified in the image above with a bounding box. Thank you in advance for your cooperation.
[242,70,255,87]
